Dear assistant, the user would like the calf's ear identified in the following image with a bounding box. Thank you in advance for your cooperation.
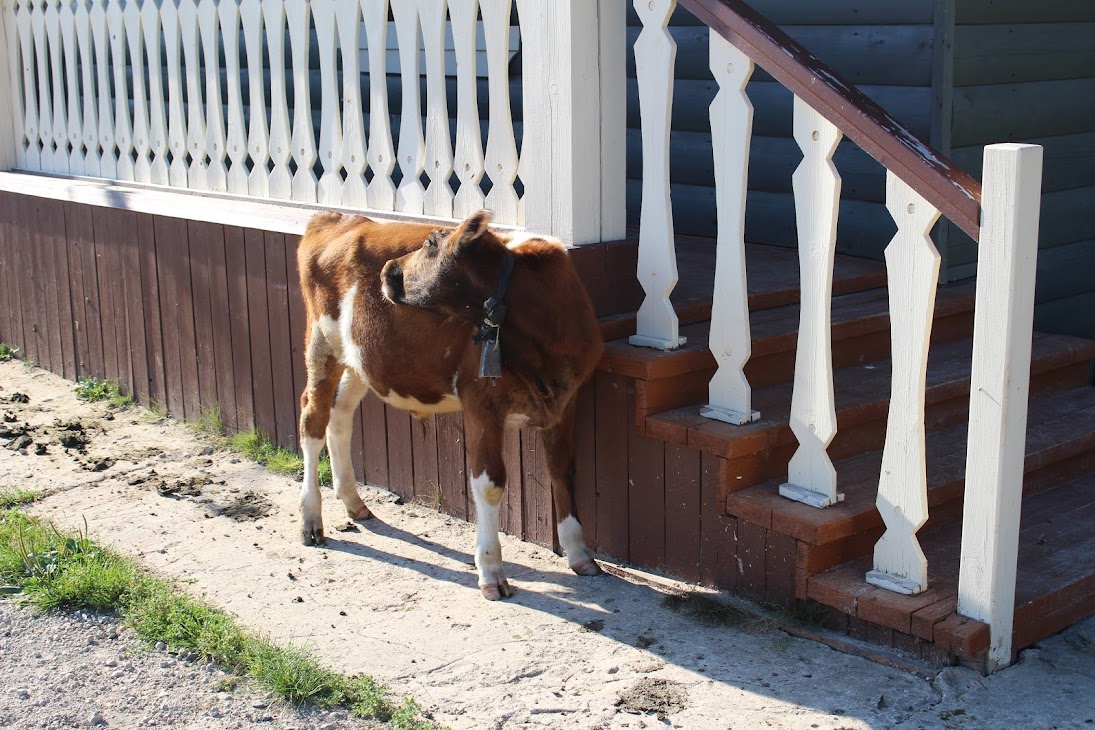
[456,209,493,246]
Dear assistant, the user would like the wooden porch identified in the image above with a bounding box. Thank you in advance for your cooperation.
[589,234,1095,668]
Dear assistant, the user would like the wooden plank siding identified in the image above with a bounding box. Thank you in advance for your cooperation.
[946,1,1095,340]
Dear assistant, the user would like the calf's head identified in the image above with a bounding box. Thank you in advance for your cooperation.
[382,210,505,321]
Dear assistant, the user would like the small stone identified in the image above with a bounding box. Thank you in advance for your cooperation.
[111,670,125,679]
[14,689,29,700]
[89,710,106,726]
[155,642,166,652]
[104,659,117,668]
[160,661,173,668]
[107,627,119,639]
[260,714,274,722]
[607,666,619,675]
[209,707,222,718]
[87,636,98,646]
[251,701,268,709]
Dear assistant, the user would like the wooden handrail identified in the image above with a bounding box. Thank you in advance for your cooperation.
[680,0,983,241]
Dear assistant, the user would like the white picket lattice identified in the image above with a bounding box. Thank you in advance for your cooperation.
[481,0,518,223]
[451,0,486,218]
[779,97,844,509]
[393,0,426,215]
[866,172,942,596]
[421,0,455,218]
[335,0,365,208]
[363,0,396,211]
[702,31,757,426]
[107,0,133,181]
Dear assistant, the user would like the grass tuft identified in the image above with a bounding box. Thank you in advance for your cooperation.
[661,592,772,632]
[189,405,225,437]
[228,430,331,486]
[0,488,39,508]
[0,506,440,728]
[0,343,18,362]
[74,377,133,408]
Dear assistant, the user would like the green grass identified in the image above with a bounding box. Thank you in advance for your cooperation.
[228,430,332,486]
[0,488,39,508]
[0,507,441,729]
[0,343,18,362]
[189,405,225,437]
[74,377,133,408]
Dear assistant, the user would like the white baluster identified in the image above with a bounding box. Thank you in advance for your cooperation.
[262,0,290,198]
[363,0,395,209]
[75,0,97,176]
[5,0,29,169]
[61,0,82,174]
[629,0,684,350]
[866,173,941,595]
[142,0,167,184]
[335,0,365,207]
[241,0,270,196]
[178,0,206,188]
[124,0,150,182]
[480,0,517,224]
[107,0,133,181]
[702,32,758,426]
[392,0,425,214]
[31,0,55,171]
[959,143,1044,673]
[221,0,247,193]
[311,0,342,205]
[161,0,187,186]
[90,0,116,178]
[420,0,454,218]
[285,0,316,202]
[779,97,844,509]
[450,0,485,218]
[198,0,227,191]
[515,0,546,229]
[45,0,67,173]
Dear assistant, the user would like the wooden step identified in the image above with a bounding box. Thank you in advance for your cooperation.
[646,332,1095,491]
[595,239,888,344]
[805,471,1095,662]
[604,282,979,427]
[728,385,1095,551]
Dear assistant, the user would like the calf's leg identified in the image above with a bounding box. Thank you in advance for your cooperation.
[543,401,600,576]
[326,370,371,520]
[298,335,344,545]
[465,411,513,600]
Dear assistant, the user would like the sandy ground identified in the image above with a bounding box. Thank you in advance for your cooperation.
[2,360,1095,730]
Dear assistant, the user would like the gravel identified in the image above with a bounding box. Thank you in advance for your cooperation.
[0,602,383,729]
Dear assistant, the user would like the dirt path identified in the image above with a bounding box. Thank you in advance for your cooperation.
[3,361,1095,729]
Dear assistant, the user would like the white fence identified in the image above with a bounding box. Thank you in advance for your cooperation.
[0,0,625,244]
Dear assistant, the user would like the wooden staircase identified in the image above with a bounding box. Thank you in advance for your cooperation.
[591,238,1095,667]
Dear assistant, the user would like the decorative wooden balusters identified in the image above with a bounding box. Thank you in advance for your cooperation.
[779,97,843,508]
[701,32,758,425]
[221,0,247,194]
[865,173,941,595]
[179,0,207,189]
[14,0,38,171]
[61,0,83,173]
[420,0,454,219]
[363,0,395,210]
[31,0,55,172]
[123,0,150,183]
[142,0,167,184]
[630,0,684,351]
[311,0,342,205]
[959,143,1044,672]
[286,0,316,202]
[44,0,67,174]
[481,0,518,224]
[392,0,425,215]
[334,0,366,208]
[106,0,133,181]
[1,0,25,170]
[241,0,268,196]
[161,0,187,186]
[450,0,486,219]
[261,0,291,198]
[198,0,228,191]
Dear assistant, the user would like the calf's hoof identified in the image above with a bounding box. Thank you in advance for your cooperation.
[570,559,602,576]
[301,520,326,546]
[346,504,373,521]
[480,581,516,601]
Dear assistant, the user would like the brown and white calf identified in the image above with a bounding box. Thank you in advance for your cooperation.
[295,210,604,600]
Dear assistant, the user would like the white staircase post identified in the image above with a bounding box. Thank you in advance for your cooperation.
[628,0,684,350]
[517,0,625,245]
[866,172,942,595]
[958,143,1044,673]
[779,97,844,509]
[701,31,758,425]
